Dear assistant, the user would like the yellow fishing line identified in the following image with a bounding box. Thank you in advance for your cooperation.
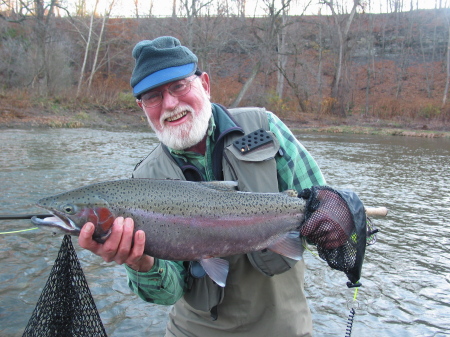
[0,227,38,235]
[353,287,359,301]
[304,242,361,296]
[303,242,320,258]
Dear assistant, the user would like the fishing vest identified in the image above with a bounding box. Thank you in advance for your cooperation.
[133,105,312,336]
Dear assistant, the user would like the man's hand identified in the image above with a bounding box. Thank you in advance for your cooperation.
[78,217,154,272]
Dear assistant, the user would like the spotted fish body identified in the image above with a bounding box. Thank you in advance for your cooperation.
[32,178,306,286]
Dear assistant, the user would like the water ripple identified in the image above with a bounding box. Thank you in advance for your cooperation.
[0,129,449,336]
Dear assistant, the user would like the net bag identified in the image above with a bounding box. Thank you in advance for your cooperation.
[23,235,107,337]
[299,186,367,285]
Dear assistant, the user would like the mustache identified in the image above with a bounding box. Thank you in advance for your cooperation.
[160,105,195,125]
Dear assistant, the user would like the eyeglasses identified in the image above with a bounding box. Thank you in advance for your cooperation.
[139,76,198,108]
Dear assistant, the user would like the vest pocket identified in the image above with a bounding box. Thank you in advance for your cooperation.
[226,131,280,163]
[223,131,280,193]
[247,249,300,276]
[183,276,224,312]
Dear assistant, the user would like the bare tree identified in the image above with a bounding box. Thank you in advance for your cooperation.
[149,0,154,16]
[392,11,416,100]
[87,0,116,89]
[235,0,246,17]
[321,0,362,115]
[442,11,450,107]
[178,0,213,46]
[232,60,262,107]
[274,0,312,100]
[317,14,324,108]
[133,0,139,18]
[419,26,433,98]
[230,0,291,108]
[275,42,311,112]
[74,0,87,16]
[76,0,98,97]
[1,0,70,95]
[276,0,290,99]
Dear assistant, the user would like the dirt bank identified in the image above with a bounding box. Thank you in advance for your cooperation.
[1,103,450,138]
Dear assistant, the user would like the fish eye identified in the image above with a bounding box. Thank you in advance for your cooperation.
[62,204,76,214]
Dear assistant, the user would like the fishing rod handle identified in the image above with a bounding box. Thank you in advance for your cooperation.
[365,207,388,217]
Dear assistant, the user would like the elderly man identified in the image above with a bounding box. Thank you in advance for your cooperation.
[80,36,327,336]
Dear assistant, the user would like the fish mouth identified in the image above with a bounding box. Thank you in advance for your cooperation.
[31,212,80,235]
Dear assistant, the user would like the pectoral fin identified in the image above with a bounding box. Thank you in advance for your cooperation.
[199,258,229,287]
[268,232,304,260]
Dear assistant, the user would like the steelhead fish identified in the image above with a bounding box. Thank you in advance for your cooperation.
[31,179,306,286]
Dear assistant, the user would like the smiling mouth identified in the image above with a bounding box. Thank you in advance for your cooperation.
[166,110,188,122]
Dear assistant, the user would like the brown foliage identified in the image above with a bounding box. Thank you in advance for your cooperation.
[1,10,450,130]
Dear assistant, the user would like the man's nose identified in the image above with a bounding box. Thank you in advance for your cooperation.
[161,90,179,110]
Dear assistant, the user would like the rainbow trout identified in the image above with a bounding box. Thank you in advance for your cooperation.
[32,179,306,286]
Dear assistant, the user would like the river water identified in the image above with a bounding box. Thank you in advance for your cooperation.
[0,128,449,337]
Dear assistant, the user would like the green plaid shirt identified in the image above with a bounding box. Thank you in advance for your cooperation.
[169,111,325,190]
[126,111,326,305]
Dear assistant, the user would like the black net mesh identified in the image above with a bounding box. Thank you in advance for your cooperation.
[366,217,378,246]
[23,235,107,337]
[299,186,367,284]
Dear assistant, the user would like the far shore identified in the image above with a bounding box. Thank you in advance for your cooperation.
[1,107,449,138]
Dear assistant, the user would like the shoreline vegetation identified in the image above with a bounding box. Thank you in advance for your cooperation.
[2,102,449,138]
[3,10,450,140]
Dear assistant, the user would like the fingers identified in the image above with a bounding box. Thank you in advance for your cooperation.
[125,230,155,272]
[108,217,134,263]
[78,217,153,270]
[128,229,145,262]
[79,222,102,254]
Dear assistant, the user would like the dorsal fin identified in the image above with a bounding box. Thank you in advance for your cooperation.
[282,189,298,198]
[200,181,238,191]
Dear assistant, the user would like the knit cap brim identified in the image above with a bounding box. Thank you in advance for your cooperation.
[133,63,196,97]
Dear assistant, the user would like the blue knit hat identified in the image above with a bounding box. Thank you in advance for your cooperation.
[130,36,198,97]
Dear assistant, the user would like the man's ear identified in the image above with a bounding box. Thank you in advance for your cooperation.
[199,72,211,96]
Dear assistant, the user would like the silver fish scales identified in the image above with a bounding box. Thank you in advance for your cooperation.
[32,179,306,286]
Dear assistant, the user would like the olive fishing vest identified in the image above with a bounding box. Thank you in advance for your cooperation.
[133,105,312,337]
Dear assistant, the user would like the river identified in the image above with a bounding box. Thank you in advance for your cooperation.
[0,128,449,337]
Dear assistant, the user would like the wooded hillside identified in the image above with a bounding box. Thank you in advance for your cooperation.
[1,3,450,123]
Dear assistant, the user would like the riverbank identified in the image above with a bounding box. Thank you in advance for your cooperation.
[1,103,450,138]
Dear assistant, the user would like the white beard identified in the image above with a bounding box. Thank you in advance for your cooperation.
[147,92,212,151]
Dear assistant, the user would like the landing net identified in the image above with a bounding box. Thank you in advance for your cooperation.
[300,186,372,284]
[23,235,107,337]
